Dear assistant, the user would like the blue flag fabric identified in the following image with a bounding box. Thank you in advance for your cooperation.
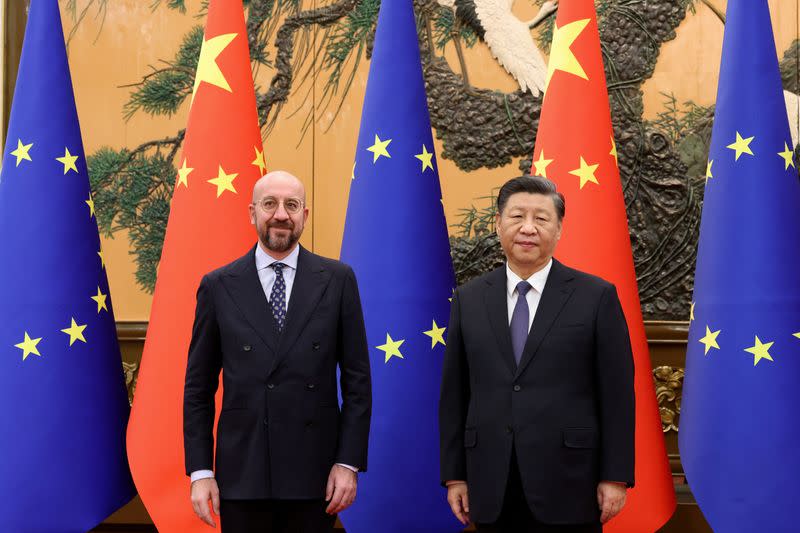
[0,1,135,530]
[678,1,800,531]
[339,0,460,530]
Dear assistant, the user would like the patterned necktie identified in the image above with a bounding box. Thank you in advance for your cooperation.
[269,262,287,331]
[510,280,532,365]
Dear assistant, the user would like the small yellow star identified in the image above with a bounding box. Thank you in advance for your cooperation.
[351,162,357,181]
[86,195,95,218]
[177,158,194,188]
[744,336,774,366]
[778,142,795,170]
[690,302,695,322]
[698,325,721,355]
[415,145,434,172]
[727,132,754,161]
[56,147,79,174]
[705,160,713,184]
[423,320,447,348]
[546,18,591,89]
[97,250,105,269]
[208,165,238,197]
[15,332,42,361]
[192,32,238,104]
[610,136,618,166]
[448,288,455,303]
[793,332,800,339]
[61,318,87,346]
[10,139,33,166]
[532,150,554,178]
[568,156,600,189]
[252,146,267,176]
[91,286,109,313]
[367,134,392,163]
[376,333,404,363]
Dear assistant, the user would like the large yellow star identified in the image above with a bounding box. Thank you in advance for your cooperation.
[61,318,87,346]
[367,135,392,163]
[15,332,42,361]
[91,286,109,313]
[191,32,238,103]
[778,142,795,170]
[376,333,404,363]
[568,156,599,189]
[698,325,721,355]
[726,132,754,161]
[609,136,618,166]
[10,139,33,167]
[532,150,554,178]
[545,18,591,89]
[252,146,267,176]
[208,165,238,197]
[705,159,713,184]
[423,320,447,348]
[415,145,434,172]
[86,194,95,218]
[744,336,774,366]
[794,332,800,339]
[56,147,79,174]
[177,158,194,188]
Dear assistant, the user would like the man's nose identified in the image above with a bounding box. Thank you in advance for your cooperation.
[273,203,290,219]
[520,219,537,234]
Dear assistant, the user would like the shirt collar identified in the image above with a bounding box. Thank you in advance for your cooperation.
[255,243,300,271]
[506,258,553,298]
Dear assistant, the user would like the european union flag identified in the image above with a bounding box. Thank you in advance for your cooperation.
[0,1,135,530]
[339,0,460,530]
[678,1,800,531]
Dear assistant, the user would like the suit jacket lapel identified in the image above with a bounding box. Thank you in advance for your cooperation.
[484,267,517,376]
[515,259,575,379]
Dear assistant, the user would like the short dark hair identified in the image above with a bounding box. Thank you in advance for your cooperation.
[496,176,565,220]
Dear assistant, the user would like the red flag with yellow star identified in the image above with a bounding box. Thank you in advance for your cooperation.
[126,1,266,530]
[533,1,675,531]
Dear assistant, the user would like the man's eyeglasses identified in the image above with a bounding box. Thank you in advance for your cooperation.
[253,197,304,214]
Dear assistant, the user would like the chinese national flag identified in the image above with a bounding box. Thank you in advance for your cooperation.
[126,1,265,530]
[533,1,676,531]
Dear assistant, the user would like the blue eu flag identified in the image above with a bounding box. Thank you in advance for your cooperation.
[339,0,460,530]
[0,1,135,530]
[678,1,800,531]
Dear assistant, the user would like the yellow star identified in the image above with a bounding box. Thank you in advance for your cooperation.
[698,325,721,355]
[191,32,238,103]
[177,158,194,188]
[367,134,392,163]
[778,142,795,170]
[56,147,79,174]
[793,332,800,339]
[532,150,554,178]
[690,302,695,322]
[86,195,95,218]
[415,145,434,172]
[568,156,600,189]
[61,318,87,346]
[252,146,267,176]
[448,288,455,303]
[726,132,754,161]
[545,18,591,89]
[208,165,238,197]
[744,336,774,366]
[705,160,713,184]
[351,162,357,181]
[376,333,404,363]
[97,250,105,269]
[91,286,109,313]
[10,139,33,166]
[423,320,447,348]
[610,136,618,166]
[15,332,42,361]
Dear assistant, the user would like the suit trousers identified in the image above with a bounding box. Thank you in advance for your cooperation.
[476,447,602,533]
[220,498,336,533]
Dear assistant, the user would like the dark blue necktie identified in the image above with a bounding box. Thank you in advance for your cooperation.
[510,281,532,364]
[269,262,287,331]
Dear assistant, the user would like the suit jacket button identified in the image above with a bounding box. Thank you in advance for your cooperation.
[513,385,521,392]
[307,383,316,390]
[263,418,269,426]
[312,342,320,350]
[243,345,252,351]
[306,420,314,427]
[267,383,275,390]
[506,426,513,435]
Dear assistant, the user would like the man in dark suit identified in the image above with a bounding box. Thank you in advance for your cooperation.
[184,170,372,532]
[439,176,635,532]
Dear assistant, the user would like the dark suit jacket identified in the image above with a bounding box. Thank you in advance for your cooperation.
[184,245,371,500]
[439,259,635,524]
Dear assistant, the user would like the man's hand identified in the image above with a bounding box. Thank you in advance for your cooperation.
[325,464,358,515]
[446,481,470,525]
[190,477,221,527]
[597,481,627,524]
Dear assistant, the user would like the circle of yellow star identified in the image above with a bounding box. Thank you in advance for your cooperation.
[91,286,109,313]
[415,145,434,172]
[15,331,42,361]
[367,134,392,163]
[778,142,795,170]
[705,159,713,184]
[252,146,267,176]
[423,320,447,348]
[545,18,591,89]
[10,139,33,167]
[533,150,554,178]
[568,156,600,189]
[744,336,774,366]
[793,332,800,339]
[726,132,754,161]
[86,195,95,218]
[208,165,238,197]
[698,325,721,355]
[192,32,238,104]
[61,318,88,346]
[177,158,194,188]
[376,333,404,363]
[610,136,618,166]
[56,147,79,174]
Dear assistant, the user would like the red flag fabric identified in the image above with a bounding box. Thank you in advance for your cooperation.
[126,1,265,530]
[533,2,676,531]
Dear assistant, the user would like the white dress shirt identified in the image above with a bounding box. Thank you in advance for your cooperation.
[505,259,553,333]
